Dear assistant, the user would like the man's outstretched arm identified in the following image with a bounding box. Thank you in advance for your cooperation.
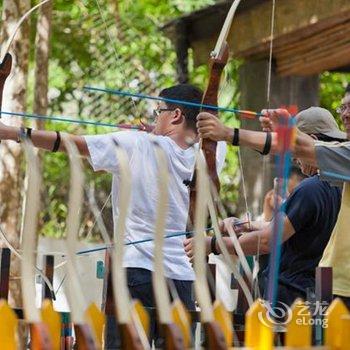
[196,112,278,153]
[197,110,318,166]
[0,122,90,156]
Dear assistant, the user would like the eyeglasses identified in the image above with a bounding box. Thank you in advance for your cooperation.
[153,108,175,118]
[336,104,350,114]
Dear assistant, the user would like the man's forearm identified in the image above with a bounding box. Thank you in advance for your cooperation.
[218,230,270,256]
[294,130,318,166]
[239,128,318,166]
[0,126,90,156]
[223,127,278,154]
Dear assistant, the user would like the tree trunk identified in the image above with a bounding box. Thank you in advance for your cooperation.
[32,0,52,234]
[0,0,31,309]
[33,0,52,125]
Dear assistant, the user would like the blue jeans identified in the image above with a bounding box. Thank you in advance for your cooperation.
[105,268,195,349]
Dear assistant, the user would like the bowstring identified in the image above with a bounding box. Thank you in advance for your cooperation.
[266,0,276,107]
[253,0,277,298]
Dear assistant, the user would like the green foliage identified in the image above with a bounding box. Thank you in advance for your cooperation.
[320,71,350,130]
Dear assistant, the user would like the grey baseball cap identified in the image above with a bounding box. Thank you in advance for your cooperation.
[296,107,347,140]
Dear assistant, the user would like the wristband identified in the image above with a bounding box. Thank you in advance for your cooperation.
[232,128,239,146]
[259,131,272,155]
[210,236,220,255]
[52,131,61,152]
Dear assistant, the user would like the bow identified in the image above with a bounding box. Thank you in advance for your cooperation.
[152,142,191,349]
[20,140,53,349]
[111,142,150,349]
[0,0,51,63]
[193,151,227,349]
[0,0,57,300]
[63,136,100,348]
[208,188,254,308]
[185,0,254,313]
[187,0,242,230]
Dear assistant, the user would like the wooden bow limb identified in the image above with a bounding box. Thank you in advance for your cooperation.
[111,142,150,350]
[152,141,189,349]
[0,0,51,63]
[207,187,254,309]
[88,144,150,349]
[63,136,99,349]
[194,151,228,350]
[207,182,254,307]
[20,140,53,349]
[0,0,51,114]
[195,149,254,347]
[186,1,252,343]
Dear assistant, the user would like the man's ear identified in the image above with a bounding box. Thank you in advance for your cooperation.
[171,108,184,125]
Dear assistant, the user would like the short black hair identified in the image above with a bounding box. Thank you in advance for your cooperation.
[159,84,203,132]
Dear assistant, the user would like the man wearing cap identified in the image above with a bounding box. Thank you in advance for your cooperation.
[261,99,350,309]
[185,107,344,306]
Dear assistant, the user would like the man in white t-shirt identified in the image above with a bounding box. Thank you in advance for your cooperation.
[0,83,226,346]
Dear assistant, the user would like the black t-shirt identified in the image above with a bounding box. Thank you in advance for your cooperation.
[262,175,341,304]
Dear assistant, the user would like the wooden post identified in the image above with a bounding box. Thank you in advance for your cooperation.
[315,266,333,305]
[41,255,54,301]
[208,263,216,302]
[315,266,333,344]
[101,250,114,315]
[0,248,11,300]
